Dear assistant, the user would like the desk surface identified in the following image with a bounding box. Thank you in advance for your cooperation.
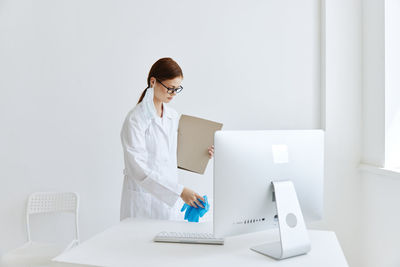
[54,218,348,267]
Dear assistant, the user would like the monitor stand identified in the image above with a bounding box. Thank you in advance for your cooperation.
[250,180,311,260]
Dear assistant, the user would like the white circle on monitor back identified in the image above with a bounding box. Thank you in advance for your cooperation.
[286,213,297,228]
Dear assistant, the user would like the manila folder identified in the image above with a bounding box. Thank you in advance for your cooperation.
[177,115,223,174]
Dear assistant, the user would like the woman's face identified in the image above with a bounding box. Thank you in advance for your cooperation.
[151,76,183,103]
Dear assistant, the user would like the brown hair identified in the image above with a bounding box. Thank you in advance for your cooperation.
[137,57,183,104]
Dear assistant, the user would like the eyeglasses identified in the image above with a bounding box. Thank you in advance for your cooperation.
[156,79,183,95]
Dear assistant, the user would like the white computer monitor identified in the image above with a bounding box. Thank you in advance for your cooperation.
[213,130,324,259]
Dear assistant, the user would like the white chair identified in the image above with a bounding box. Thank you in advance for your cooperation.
[1,192,80,267]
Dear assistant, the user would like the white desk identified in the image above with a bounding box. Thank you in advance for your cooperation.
[54,218,348,267]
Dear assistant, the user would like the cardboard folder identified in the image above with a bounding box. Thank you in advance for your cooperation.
[177,115,223,174]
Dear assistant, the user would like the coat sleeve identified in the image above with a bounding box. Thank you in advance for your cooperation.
[121,114,184,207]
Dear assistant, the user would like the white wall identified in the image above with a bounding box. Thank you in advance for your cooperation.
[0,0,322,257]
[361,170,400,267]
[313,1,363,266]
[360,0,400,266]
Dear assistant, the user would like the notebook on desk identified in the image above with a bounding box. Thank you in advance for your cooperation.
[177,114,223,174]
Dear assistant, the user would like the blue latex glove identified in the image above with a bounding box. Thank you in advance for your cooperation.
[181,195,209,222]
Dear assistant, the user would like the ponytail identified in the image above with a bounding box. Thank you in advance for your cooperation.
[137,87,148,104]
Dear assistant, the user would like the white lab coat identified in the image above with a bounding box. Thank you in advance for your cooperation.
[120,88,185,221]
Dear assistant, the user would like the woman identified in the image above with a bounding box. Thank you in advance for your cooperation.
[120,58,213,220]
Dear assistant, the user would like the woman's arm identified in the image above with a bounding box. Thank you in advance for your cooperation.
[121,116,183,207]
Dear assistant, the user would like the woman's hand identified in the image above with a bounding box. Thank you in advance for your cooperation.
[180,187,205,208]
[208,145,214,159]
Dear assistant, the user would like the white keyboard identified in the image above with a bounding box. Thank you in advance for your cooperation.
[154,231,224,245]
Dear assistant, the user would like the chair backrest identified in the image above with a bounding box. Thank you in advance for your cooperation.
[26,192,80,242]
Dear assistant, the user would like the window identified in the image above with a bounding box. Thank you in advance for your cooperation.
[384,0,400,170]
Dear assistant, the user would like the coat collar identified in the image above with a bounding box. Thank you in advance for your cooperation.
[162,104,175,119]
[141,87,176,121]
